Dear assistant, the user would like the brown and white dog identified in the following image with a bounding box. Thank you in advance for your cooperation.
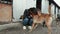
[29,6,52,34]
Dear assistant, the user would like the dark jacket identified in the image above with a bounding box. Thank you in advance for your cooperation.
[23,9,31,19]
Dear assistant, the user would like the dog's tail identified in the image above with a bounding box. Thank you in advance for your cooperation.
[48,5,52,16]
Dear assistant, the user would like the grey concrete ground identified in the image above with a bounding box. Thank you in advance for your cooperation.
[0,21,60,34]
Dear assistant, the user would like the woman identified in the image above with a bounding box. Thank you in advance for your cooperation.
[22,9,33,30]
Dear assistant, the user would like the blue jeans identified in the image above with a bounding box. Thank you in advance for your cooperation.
[23,17,33,26]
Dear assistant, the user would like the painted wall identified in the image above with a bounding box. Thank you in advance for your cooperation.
[13,0,36,21]
[13,0,26,21]
[41,0,49,14]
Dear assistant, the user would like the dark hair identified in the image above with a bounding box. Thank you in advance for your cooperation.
[28,7,38,15]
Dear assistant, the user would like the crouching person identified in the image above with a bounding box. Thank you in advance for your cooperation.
[22,9,33,30]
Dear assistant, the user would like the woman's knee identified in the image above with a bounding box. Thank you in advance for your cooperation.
[30,19,33,22]
[23,18,29,22]
[23,18,29,25]
[29,19,33,25]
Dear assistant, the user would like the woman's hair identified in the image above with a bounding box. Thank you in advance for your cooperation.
[28,7,38,15]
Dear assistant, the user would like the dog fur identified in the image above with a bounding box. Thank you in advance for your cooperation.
[29,6,52,34]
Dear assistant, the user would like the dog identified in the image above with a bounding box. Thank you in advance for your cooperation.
[29,7,52,34]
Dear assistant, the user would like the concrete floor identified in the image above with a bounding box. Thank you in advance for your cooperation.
[0,21,60,34]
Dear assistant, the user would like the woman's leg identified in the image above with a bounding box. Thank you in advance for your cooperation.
[29,19,33,26]
[23,17,29,26]
[28,19,33,29]
[23,17,29,29]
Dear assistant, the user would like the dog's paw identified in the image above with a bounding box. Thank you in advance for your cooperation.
[28,30,32,32]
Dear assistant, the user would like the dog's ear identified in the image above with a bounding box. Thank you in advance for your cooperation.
[19,15,24,19]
